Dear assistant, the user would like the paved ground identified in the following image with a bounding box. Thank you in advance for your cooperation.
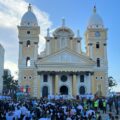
[100,108,120,120]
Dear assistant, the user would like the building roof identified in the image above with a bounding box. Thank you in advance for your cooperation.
[88,6,104,28]
[53,18,74,37]
[21,4,38,27]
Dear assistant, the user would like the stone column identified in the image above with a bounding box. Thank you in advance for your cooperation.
[88,43,93,59]
[69,75,72,96]
[19,42,24,65]
[40,74,43,97]
[104,43,107,62]
[48,74,52,95]
[37,74,41,98]
[91,75,95,94]
[34,42,38,59]
[18,42,22,59]
[77,40,81,54]
[55,74,59,95]
[33,72,38,97]
[46,28,50,55]
[70,39,73,49]
[72,74,77,97]
[46,40,50,55]
[54,38,58,52]
[87,73,91,94]
[105,72,108,96]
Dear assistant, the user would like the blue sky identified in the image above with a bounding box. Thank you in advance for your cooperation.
[0,0,119,91]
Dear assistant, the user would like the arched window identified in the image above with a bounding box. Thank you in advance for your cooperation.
[26,57,31,67]
[60,86,68,95]
[79,86,85,95]
[96,42,100,48]
[27,31,30,34]
[80,75,84,82]
[26,40,30,47]
[43,74,48,82]
[42,86,48,97]
[97,58,100,67]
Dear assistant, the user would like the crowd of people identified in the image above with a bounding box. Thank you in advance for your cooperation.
[0,95,119,120]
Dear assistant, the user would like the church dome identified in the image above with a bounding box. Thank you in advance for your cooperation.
[53,26,74,37]
[88,6,104,28]
[53,18,74,37]
[21,4,38,26]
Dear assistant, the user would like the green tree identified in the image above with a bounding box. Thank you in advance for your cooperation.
[3,74,18,96]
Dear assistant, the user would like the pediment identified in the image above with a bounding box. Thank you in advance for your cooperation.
[37,48,95,66]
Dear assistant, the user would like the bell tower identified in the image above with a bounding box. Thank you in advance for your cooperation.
[18,4,40,97]
[85,6,108,96]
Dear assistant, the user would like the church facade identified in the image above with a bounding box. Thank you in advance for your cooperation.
[18,4,108,98]
[0,44,4,94]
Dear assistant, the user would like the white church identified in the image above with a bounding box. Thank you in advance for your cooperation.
[18,4,108,98]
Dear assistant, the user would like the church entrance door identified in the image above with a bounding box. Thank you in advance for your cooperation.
[60,86,68,95]
[42,86,48,97]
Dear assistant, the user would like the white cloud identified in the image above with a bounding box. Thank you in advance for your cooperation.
[112,84,120,92]
[4,61,18,80]
[0,0,52,78]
